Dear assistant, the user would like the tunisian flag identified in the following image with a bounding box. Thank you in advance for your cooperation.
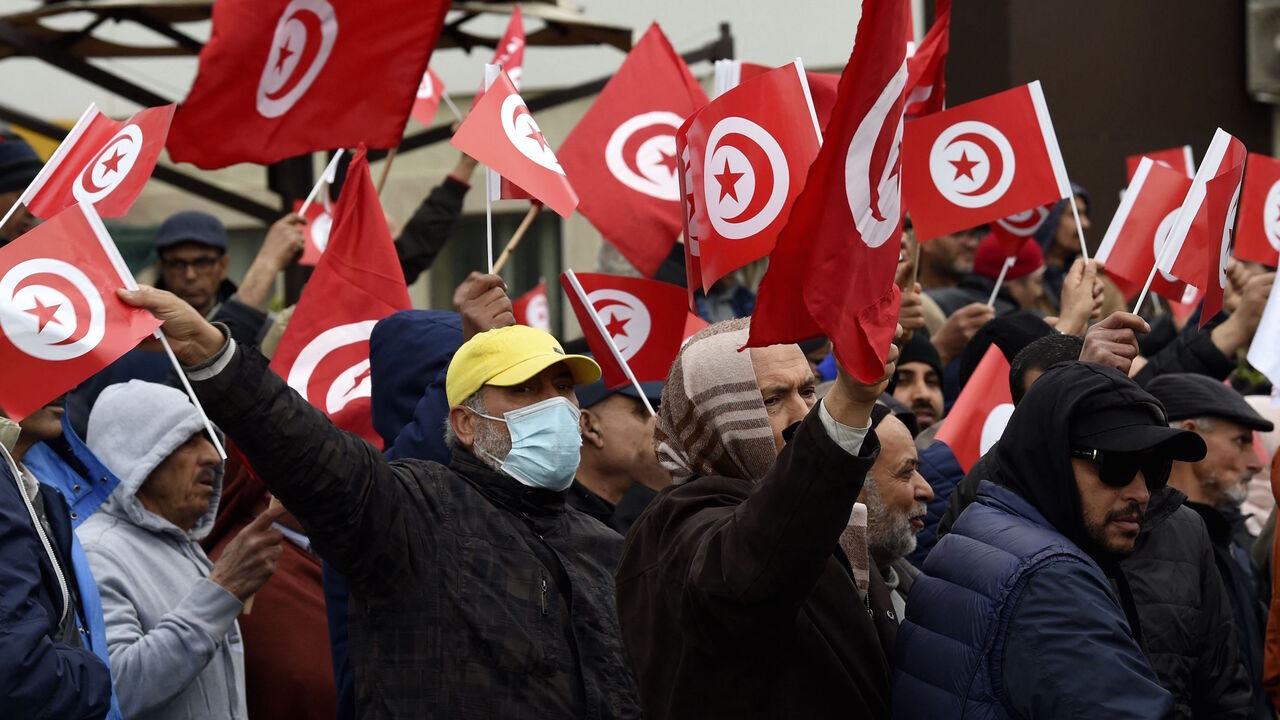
[21,103,174,219]
[1156,129,1246,298]
[512,280,551,332]
[904,3,950,121]
[1200,157,1246,324]
[739,62,840,130]
[451,70,578,217]
[1125,145,1194,182]
[269,147,410,447]
[747,0,907,384]
[560,271,688,389]
[902,81,1072,241]
[411,67,446,128]
[1232,152,1280,267]
[679,61,822,292]
[1095,158,1194,303]
[168,0,449,169]
[936,345,1014,472]
[0,204,160,420]
[293,196,333,267]
[557,24,708,277]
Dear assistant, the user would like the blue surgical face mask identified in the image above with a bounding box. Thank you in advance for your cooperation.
[472,396,583,491]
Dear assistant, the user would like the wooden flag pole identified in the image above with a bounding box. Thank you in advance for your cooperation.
[376,147,398,197]
[492,205,541,274]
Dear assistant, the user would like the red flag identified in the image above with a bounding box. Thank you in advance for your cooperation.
[1232,152,1280,266]
[512,280,551,332]
[935,345,1014,472]
[676,116,704,308]
[411,67,445,128]
[740,62,839,132]
[0,204,161,420]
[682,312,709,345]
[1200,156,1246,324]
[479,5,525,97]
[269,147,410,446]
[1095,158,1194,303]
[560,271,688,389]
[451,71,578,217]
[1125,145,1194,182]
[902,81,1072,241]
[1157,129,1246,295]
[557,24,708,277]
[22,103,174,220]
[680,61,822,291]
[904,4,950,121]
[747,0,907,384]
[293,196,333,267]
[167,0,449,169]
[989,202,1053,257]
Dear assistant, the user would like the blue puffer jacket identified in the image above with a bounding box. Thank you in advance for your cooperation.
[905,441,964,568]
[894,481,1172,719]
[23,413,123,720]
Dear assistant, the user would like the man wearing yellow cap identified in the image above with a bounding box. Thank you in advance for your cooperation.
[120,275,642,719]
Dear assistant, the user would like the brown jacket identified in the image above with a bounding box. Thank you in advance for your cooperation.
[615,407,896,719]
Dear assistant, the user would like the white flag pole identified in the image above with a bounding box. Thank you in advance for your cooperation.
[298,149,345,217]
[441,90,464,123]
[482,64,502,274]
[564,269,656,417]
[0,102,98,233]
[1067,193,1089,262]
[80,202,227,460]
[986,256,1016,307]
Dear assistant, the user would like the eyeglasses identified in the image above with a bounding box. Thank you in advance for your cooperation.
[159,256,221,273]
[1071,448,1172,491]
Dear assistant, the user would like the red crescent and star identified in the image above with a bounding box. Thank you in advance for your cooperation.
[24,296,62,333]
[715,159,744,202]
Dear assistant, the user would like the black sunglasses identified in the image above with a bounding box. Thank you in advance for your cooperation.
[1071,448,1172,491]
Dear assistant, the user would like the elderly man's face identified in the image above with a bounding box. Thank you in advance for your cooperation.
[135,433,222,531]
[1186,417,1262,509]
[749,344,817,450]
[1072,455,1150,555]
[921,229,981,281]
[580,393,667,490]
[158,242,229,316]
[452,363,579,460]
[892,361,943,431]
[862,415,932,567]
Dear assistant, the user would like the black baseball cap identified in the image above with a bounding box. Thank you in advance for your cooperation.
[154,210,227,252]
[576,377,663,410]
[1146,373,1276,433]
[1070,400,1206,463]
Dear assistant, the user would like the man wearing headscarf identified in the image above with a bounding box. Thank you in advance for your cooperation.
[616,318,900,718]
[894,362,1206,718]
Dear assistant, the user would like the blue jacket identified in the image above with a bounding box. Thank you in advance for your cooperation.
[325,310,463,720]
[905,441,964,568]
[0,438,114,719]
[893,481,1172,719]
[24,413,124,720]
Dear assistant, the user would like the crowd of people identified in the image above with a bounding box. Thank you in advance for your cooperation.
[2,124,1280,720]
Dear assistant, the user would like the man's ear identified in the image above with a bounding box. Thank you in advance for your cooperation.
[580,408,604,449]
[1180,419,1198,433]
[450,406,477,448]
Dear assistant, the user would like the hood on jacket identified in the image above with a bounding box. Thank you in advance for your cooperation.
[369,309,462,449]
[86,380,224,541]
[1032,182,1090,255]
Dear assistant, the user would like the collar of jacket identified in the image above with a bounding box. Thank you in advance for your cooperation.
[1185,501,1242,543]
[450,449,567,517]
[1139,486,1186,535]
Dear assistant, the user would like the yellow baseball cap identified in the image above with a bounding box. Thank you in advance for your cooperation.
[445,325,601,406]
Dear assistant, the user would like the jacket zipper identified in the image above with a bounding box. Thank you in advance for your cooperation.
[3,444,69,628]
[540,572,549,616]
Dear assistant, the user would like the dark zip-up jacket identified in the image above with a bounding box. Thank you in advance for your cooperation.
[192,342,640,719]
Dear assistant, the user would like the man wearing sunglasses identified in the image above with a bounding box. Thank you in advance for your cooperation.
[894,362,1206,718]
[1148,373,1275,720]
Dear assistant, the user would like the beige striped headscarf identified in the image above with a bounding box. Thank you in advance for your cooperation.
[656,318,778,485]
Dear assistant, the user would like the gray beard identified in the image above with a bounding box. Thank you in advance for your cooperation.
[864,480,922,568]
[1214,479,1250,512]
[472,417,513,473]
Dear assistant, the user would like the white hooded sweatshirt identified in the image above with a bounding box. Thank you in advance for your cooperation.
[77,380,246,720]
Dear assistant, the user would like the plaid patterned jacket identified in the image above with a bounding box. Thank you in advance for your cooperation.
[194,344,641,719]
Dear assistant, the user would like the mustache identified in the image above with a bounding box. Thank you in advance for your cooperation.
[908,503,927,521]
[910,400,937,413]
[1105,501,1143,525]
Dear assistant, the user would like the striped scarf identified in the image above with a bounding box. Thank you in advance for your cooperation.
[656,318,778,485]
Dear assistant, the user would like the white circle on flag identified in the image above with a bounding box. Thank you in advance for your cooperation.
[256,0,338,119]
[74,124,143,205]
[604,111,683,201]
[0,258,106,361]
[845,59,907,249]
[980,402,1015,457]
[997,205,1049,237]
[928,121,1016,209]
[586,288,651,361]
[311,211,333,253]
[417,72,435,100]
[286,320,377,414]
[501,94,565,175]
[525,294,551,332]
[1153,210,1181,284]
[1263,179,1280,253]
[703,116,790,240]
